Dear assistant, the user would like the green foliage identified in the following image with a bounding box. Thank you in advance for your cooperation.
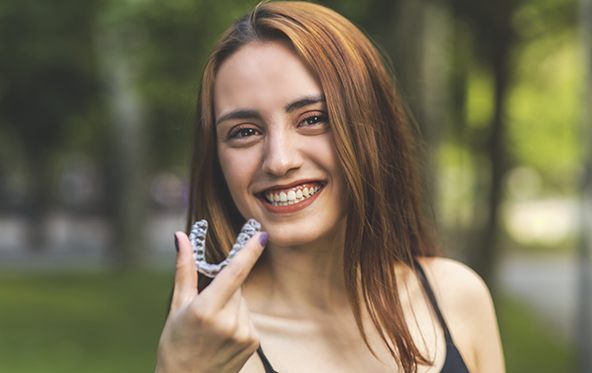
[0,0,103,156]
[507,31,582,193]
[466,67,494,129]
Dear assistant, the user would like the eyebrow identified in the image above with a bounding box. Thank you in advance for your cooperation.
[284,95,325,112]
[215,109,261,126]
[215,95,325,126]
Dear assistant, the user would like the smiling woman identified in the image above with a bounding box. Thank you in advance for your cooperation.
[215,41,346,248]
[156,2,505,373]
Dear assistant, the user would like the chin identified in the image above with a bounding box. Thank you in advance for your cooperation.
[263,217,346,249]
[267,231,316,248]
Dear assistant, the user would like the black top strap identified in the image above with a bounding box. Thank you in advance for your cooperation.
[413,258,453,344]
[257,345,279,373]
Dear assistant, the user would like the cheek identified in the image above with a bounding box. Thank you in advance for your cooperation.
[312,136,348,199]
[218,148,259,202]
[308,135,342,177]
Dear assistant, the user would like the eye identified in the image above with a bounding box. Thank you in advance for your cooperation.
[227,125,261,140]
[298,112,329,128]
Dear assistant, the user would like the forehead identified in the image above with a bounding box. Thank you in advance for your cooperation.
[214,41,322,118]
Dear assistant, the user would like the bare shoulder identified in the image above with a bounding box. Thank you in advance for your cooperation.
[415,256,495,331]
[416,256,505,373]
[416,256,490,305]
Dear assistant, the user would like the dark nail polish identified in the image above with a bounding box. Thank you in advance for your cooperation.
[258,232,268,247]
[174,234,179,252]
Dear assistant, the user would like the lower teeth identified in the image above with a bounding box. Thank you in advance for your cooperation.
[274,200,301,206]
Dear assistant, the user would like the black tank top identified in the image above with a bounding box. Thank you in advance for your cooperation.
[256,259,470,372]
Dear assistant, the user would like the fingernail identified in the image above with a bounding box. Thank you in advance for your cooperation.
[174,234,179,252]
[258,232,268,247]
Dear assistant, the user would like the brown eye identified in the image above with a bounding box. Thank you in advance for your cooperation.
[298,113,329,128]
[228,126,261,140]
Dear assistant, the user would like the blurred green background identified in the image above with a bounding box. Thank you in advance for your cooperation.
[0,0,590,372]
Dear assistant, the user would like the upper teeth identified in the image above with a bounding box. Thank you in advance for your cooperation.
[265,184,321,206]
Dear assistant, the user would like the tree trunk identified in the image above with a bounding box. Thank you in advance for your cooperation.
[578,0,592,369]
[95,5,147,269]
[468,2,513,290]
[390,0,445,225]
[449,15,471,256]
[418,3,451,229]
[24,152,52,251]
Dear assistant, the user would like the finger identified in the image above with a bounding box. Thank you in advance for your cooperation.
[171,231,198,312]
[200,231,267,309]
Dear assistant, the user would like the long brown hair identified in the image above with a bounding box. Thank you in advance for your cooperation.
[187,2,439,371]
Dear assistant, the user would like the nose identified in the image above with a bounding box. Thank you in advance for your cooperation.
[261,128,303,176]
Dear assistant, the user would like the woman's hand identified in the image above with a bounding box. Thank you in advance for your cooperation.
[155,230,268,373]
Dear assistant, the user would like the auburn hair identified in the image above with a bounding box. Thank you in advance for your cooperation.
[186,1,440,371]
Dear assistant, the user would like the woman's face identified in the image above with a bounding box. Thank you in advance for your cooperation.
[214,40,347,248]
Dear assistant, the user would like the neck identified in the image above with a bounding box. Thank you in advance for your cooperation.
[244,220,351,317]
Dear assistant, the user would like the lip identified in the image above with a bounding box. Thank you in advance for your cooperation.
[255,179,326,214]
[255,179,325,194]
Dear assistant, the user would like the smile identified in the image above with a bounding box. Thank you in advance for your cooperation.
[264,183,322,206]
[258,181,325,212]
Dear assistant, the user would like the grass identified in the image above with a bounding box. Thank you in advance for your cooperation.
[0,270,172,373]
[497,294,576,373]
[0,270,577,372]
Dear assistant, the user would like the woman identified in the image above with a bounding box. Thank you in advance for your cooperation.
[156,2,505,372]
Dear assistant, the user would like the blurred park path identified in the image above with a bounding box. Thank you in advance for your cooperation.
[0,212,181,270]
